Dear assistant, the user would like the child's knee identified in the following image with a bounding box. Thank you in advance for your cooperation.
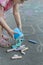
[0,5,4,17]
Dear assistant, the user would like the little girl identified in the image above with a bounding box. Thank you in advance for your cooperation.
[0,0,26,47]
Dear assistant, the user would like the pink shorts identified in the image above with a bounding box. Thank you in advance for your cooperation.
[4,0,13,11]
[0,0,13,11]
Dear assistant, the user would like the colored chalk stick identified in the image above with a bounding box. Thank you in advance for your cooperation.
[28,40,38,44]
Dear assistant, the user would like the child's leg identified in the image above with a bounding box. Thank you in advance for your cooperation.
[0,25,11,47]
[13,4,22,31]
[0,5,4,37]
[0,5,12,47]
[0,25,3,37]
[0,5,10,40]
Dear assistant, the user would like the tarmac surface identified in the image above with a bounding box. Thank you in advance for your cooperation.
[0,0,43,65]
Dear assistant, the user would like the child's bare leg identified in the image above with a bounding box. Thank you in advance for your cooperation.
[13,4,22,31]
[0,25,3,37]
[0,5,4,37]
[0,25,11,47]
[0,6,9,40]
[0,6,12,47]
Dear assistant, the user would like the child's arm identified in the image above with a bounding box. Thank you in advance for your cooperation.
[13,0,28,31]
[0,16,14,37]
[13,4,22,31]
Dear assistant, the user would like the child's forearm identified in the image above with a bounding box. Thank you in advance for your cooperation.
[0,17,11,31]
[0,17,14,37]
[13,4,22,31]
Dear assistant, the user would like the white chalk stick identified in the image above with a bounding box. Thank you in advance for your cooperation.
[7,49,15,52]
[21,51,25,55]
[7,45,25,52]
[11,55,22,59]
[21,47,28,52]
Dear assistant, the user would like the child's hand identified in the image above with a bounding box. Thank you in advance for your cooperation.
[14,32,18,34]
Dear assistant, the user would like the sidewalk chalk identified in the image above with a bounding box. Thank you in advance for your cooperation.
[28,40,38,44]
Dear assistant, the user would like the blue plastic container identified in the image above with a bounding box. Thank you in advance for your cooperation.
[13,28,24,39]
